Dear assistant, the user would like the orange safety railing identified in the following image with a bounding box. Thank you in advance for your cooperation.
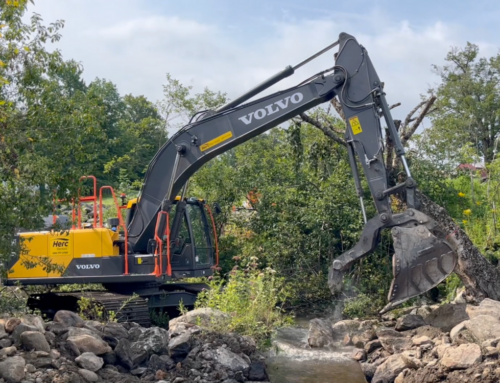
[205,204,219,267]
[153,211,172,277]
[78,176,97,229]
[99,186,129,275]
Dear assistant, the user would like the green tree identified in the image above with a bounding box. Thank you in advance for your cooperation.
[428,43,500,164]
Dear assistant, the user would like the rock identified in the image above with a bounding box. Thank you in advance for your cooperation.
[365,339,382,354]
[361,362,377,381]
[450,321,468,341]
[395,315,426,331]
[214,347,249,372]
[25,363,36,373]
[465,315,500,343]
[342,333,352,346]
[0,346,17,357]
[45,322,69,336]
[5,318,21,333]
[148,354,175,371]
[405,325,443,340]
[128,327,145,342]
[76,352,104,372]
[372,354,408,383]
[0,338,13,348]
[44,331,56,346]
[129,343,149,367]
[412,336,432,346]
[248,361,268,381]
[20,315,44,333]
[441,343,482,369]
[169,308,230,331]
[351,348,366,362]
[379,336,412,354]
[50,349,60,359]
[425,304,469,332]
[132,327,169,355]
[103,335,118,349]
[0,356,26,382]
[67,334,112,355]
[20,331,50,352]
[53,310,84,327]
[467,298,500,319]
[115,339,133,370]
[394,371,406,383]
[11,324,39,344]
[307,319,335,348]
[78,369,99,382]
[101,323,128,340]
[400,351,423,369]
[433,344,451,359]
[168,332,191,360]
[67,327,102,340]
[30,357,53,369]
[483,346,498,358]
[130,367,147,376]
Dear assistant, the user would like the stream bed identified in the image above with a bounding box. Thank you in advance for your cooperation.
[266,326,367,383]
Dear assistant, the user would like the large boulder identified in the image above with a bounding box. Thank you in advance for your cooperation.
[376,328,411,354]
[75,352,104,372]
[425,304,469,332]
[372,354,409,383]
[67,326,102,340]
[20,331,50,352]
[213,347,249,372]
[307,318,335,348]
[54,310,85,327]
[467,298,500,319]
[0,356,26,383]
[132,327,169,355]
[4,318,21,333]
[115,339,134,370]
[168,331,192,360]
[248,361,268,381]
[100,323,128,340]
[67,334,112,355]
[465,315,500,343]
[20,315,45,333]
[440,343,481,369]
[169,308,229,331]
[148,354,175,371]
[78,369,99,382]
[11,323,39,344]
[395,315,426,331]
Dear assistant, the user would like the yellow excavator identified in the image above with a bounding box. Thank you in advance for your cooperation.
[4,32,458,324]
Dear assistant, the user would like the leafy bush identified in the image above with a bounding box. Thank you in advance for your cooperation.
[195,260,293,348]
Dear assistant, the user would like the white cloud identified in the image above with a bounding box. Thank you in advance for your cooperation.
[27,1,497,129]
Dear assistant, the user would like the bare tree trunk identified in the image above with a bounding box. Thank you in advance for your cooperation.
[418,192,500,301]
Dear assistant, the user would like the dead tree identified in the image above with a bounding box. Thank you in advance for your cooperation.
[299,96,500,302]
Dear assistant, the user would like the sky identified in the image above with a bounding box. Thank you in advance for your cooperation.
[27,0,500,130]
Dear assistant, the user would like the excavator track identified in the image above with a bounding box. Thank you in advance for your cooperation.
[27,291,151,327]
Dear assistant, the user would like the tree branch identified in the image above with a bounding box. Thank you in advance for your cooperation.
[330,98,345,121]
[299,113,346,146]
[402,100,427,131]
[390,102,401,110]
[401,95,437,144]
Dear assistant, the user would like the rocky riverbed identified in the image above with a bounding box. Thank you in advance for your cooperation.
[0,308,269,383]
[307,298,500,383]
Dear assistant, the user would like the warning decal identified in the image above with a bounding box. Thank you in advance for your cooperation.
[200,131,233,152]
[349,116,363,135]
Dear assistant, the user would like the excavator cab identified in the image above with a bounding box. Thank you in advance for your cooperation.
[125,196,216,279]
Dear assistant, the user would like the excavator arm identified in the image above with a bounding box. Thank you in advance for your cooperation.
[128,32,458,313]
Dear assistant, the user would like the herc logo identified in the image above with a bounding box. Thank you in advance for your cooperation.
[76,264,100,270]
[52,238,69,248]
[238,92,304,125]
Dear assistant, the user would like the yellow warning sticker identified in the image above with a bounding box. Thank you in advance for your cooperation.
[349,116,363,135]
[200,131,233,152]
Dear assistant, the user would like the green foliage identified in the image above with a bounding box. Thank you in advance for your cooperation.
[195,263,293,348]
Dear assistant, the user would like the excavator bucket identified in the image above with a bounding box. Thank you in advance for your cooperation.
[328,209,458,314]
[381,223,457,313]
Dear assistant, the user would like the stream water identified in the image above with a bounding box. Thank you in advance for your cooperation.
[266,324,367,383]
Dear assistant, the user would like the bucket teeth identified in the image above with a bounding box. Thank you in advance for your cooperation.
[381,224,457,314]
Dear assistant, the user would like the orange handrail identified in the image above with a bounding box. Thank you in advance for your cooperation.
[154,211,172,277]
[78,176,97,228]
[205,204,219,267]
[99,186,129,275]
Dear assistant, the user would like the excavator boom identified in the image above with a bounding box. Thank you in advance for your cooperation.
[126,32,457,312]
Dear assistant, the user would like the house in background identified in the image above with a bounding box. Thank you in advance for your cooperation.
[456,163,488,182]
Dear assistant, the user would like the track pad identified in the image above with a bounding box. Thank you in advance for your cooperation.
[381,224,457,313]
